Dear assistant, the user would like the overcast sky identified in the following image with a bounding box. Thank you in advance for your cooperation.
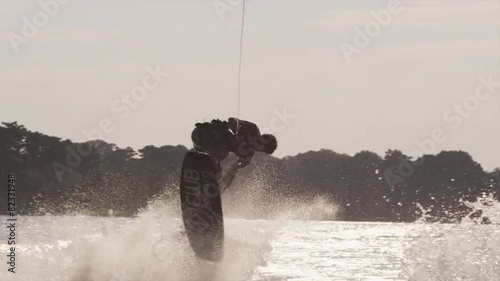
[1,0,499,170]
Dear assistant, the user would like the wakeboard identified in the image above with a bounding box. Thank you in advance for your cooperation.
[179,151,224,261]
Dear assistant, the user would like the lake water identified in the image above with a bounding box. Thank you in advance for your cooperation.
[1,208,499,281]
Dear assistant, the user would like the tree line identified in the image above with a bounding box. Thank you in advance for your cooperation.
[1,122,499,222]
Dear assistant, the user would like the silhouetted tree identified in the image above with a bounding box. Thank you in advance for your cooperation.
[1,122,498,222]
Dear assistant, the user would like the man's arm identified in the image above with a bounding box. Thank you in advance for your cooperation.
[220,157,250,192]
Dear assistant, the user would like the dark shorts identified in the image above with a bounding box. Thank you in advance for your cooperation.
[191,124,229,161]
[191,124,224,150]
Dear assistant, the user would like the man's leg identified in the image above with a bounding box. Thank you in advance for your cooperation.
[220,160,244,192]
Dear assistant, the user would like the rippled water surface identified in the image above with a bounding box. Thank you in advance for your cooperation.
[1,213,499,281]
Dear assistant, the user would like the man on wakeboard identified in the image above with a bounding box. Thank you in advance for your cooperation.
[190,117,278,191]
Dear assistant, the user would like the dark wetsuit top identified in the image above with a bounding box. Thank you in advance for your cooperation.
[227,117,260,159]
[191,118,261,161]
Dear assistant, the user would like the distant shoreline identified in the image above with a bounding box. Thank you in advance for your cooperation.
[1,122,499,223]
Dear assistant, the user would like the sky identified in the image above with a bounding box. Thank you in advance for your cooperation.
[0,0,499,170]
